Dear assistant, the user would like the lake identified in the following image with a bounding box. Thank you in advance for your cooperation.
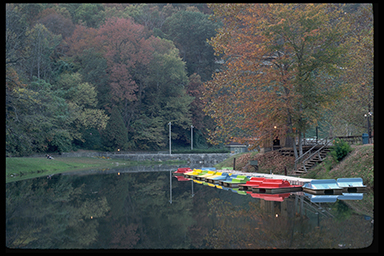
[6,166,374,250]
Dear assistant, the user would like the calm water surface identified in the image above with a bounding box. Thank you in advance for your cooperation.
[6,166,374,249]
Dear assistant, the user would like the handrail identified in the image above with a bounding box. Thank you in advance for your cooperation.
[294,136,334,172]
[294,136,332,164]
[301,136,335,172]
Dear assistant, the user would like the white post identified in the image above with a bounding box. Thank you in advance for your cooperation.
[191,125,194,150]
[169,170,172,204]
[168,122,172,155]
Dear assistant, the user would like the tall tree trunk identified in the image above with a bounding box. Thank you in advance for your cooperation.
[298,131,303,157]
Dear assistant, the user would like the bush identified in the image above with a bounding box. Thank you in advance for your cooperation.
[330,138,352,162]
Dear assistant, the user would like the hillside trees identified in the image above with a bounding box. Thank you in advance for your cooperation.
[162,9,220,82]
[329,4,374,136]
[6,4,108,155]
[203,4,351,158]
[6,3,222,155]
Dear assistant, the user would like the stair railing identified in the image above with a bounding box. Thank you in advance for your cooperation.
[300,136,335,172]
[294,136,334,172]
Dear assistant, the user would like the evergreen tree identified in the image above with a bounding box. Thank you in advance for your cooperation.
[102,107,129,151]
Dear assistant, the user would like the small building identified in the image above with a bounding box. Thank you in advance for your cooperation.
[225,141,248,154]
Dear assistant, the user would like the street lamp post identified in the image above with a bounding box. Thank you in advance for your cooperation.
[168,122,172,155]
[364,112,372,143]
[191,125,194,150]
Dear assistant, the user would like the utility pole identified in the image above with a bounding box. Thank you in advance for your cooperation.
[168,122,172,155]
[191,125,194,150]
[169,170,172,204]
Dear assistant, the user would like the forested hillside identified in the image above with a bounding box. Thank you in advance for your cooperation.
[5,4,373,157]
[6,4,220,156]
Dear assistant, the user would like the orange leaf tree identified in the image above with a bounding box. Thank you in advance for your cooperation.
[203,4,350,158]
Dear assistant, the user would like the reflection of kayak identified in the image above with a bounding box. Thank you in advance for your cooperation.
[247,191,291,202]
[174,176,190,181]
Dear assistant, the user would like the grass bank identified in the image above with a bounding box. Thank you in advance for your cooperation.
[214,144,374,188]
[6,156,186,183]
[214,150,295,174]
[301,144,374,188]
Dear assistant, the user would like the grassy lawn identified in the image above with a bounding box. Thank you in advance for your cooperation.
[6,156,185,183]
[301,144,374,187]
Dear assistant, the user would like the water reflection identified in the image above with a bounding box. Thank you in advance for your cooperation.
[6,167,374,249]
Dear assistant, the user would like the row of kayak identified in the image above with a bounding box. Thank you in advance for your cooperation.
[173,168,367,195]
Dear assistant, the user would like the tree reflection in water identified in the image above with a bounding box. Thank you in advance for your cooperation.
[6,169,374,249]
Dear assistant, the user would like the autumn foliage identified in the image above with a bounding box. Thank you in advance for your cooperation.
[203,4,354,157]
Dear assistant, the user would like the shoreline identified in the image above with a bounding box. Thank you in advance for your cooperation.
[6,156,186,183]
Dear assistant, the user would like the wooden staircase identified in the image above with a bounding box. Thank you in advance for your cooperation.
[277,146,331,175]
[295,147,330,174]
[293,137,334,175]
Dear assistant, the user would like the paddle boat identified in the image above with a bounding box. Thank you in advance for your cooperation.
[302,179,343,195]
[221,175,250,188]
[173,167,192,176]
[205,173,232,183]
[201,167,216,171]
[336,178,367,193]
[184,169,206,178]
[251,179,302,194]
[195,170,217,180]
[215,174,237,185]
[200,171,222,181]
[238,177,266,191]
[192,170,214,180]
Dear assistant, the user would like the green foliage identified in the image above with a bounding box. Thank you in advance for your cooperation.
[102,107,128,151]
[5,4,227,155]
[330,138,352,162]
[162,9,220,82]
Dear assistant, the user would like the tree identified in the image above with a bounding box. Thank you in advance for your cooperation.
[162,9,220,82]
[133,36,193,149]
[329,4,373,136]
[186,73,215,147]
[37,8,75,39]
[72,3,105,28]
[24,23,62,82]
[97,17,153,128]
[203,4,350,158]
[56,73,109,142]
[102,107,128,151]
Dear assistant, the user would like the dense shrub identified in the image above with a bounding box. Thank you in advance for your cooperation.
[330,138,352,162]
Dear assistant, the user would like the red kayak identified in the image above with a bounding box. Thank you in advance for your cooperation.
[238,177,266,190]
[251,179,302,193]
[173,168,192,176]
